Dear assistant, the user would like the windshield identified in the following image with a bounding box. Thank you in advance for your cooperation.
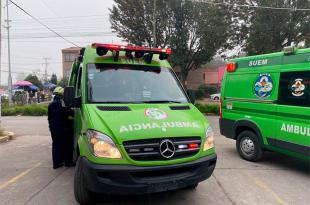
[87,64,188,103]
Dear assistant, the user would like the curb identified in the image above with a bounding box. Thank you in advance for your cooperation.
[0,131,15,144]
[0,136,9,143]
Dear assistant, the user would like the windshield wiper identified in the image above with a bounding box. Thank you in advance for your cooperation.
[93,100,183,104]
[96,101,144,104]
[141,100,183,104]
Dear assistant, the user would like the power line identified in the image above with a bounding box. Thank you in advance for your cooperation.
[1,62,62,65]
[9,0,80,47]
[10,14,110,22]
[199,1,310,11]
[3,32,116,39]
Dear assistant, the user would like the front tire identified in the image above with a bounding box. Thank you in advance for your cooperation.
[185,183,198,190]
[236,131,263,162]
[74,157,94,205]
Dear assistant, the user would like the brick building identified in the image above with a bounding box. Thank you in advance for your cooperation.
[62,47,81,79]
[175,59,226,91]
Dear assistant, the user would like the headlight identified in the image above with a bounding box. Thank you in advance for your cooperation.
[87,130,122,159]
[203,126,214,151]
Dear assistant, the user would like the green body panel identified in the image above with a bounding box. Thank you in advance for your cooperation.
[222,48,310,161]
[69,46,214,166]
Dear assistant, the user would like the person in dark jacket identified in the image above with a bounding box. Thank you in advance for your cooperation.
[48,87,74,169]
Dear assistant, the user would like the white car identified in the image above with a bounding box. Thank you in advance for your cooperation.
[210,93,220,101]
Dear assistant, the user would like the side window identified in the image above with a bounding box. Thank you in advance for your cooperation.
[76,67,83,97]
[278,71,309,107]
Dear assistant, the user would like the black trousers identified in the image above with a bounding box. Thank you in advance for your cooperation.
[51,130,73,167]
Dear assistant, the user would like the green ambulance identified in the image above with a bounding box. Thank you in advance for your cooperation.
[64,43,217,204]
[220,46,310,162]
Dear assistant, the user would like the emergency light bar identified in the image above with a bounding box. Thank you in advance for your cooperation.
[91,43,172,63]
[283,46,296,55]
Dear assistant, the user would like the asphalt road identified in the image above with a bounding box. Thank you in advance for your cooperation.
[0,116,309,205]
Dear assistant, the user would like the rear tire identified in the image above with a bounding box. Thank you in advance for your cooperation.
[236,131,263,162]
[74,157,94,205]
[214,97,219,100]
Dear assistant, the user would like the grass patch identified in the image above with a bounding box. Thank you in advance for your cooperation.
[2,104,48,116]
[195,103,220,115]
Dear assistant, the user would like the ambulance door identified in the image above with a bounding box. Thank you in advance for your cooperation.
[73,66,83,149]
[274,70,310,156]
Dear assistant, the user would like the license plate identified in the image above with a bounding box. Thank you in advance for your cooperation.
[148,181,179,193]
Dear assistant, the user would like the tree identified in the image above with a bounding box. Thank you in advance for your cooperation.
[58,78,68,88]
[24,74,43,90]
[50,74,58,85]
[236,0,310,55]
[110,0,233,85]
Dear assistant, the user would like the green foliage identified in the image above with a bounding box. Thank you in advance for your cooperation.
[50,74,58,85]
[12,90,27,105]
[1,96,9,107]
[234,0,310,55]
[195,103,220,115]
[196,85,218,99]
[2,104,48,116]
[24,74,43,90]
[58,78,68,88]
[110,0,233,85]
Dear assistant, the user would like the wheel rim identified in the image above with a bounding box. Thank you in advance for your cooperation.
[240,137,255,157]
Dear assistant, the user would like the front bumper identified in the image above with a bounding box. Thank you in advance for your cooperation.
[80,154,217,195]
[219,118,235,139]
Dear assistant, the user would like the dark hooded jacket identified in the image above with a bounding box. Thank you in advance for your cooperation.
[48,96,71,133]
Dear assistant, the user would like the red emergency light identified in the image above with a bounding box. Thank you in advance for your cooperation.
[91,43,172,63]
[226,62,236,72]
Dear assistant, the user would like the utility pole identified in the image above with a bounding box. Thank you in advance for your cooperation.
[153,0,157,47]
[5,0,12,104]
[43,57,50,82]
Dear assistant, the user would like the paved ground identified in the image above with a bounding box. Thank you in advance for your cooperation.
[0,116,309,205]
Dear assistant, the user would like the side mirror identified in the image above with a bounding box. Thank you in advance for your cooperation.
[187,89,196,104]
[64,86,81,108]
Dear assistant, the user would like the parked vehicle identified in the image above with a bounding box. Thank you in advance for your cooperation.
[220,46,309,162]
[210,93,220,101]
[64,44,217,204]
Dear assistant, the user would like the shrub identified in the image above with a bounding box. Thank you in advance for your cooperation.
[196,84,219,99]
[2,104,48,116]
[195,103,220,115]
[1,96,9,107]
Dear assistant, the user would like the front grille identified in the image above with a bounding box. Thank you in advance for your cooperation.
[123,137,201,161]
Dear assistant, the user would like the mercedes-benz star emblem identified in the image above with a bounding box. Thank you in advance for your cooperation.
[159,139,175,159]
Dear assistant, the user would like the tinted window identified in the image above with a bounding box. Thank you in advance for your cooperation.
[87,64,188,103]
[278,71,309,107]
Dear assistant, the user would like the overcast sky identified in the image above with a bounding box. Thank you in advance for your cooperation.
[1,0,122,85]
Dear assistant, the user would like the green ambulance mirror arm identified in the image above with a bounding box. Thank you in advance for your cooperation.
[187,89,196,104]
[64,86,81,108]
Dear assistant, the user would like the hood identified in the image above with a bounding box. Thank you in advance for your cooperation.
[86,103,208,144]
